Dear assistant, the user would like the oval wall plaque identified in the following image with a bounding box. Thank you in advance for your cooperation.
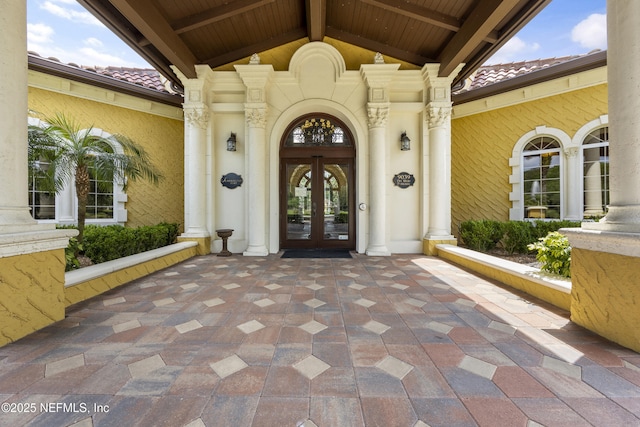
[221,173,243,189]
[393,172,415,188]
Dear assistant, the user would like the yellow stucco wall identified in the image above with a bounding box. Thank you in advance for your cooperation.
[451,84,608,233]
[0,249,66,346]
[570,247,640,353]
[28,87,184,229]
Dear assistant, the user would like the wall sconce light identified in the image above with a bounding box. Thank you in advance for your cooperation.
[227,132,237,151]
[400,131,411,151]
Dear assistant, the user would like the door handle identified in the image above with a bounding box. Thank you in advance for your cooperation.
[312,202,317,217]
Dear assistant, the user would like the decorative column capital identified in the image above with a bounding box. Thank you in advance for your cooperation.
[367,104,389,129]
[245,104,267,128]
[183,104,209,129]
[426,105,451,128]
[565,146,580,157]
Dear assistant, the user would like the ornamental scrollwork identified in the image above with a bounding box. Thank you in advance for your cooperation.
[183,106,209,129]
[565,146,580,157]
[427,106,451,128]
[245,107,267,128]
[367,105,389,128]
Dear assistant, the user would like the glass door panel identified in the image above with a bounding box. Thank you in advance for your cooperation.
[322,162,349,241]
[281,158,353,249]
[285,162,312,241]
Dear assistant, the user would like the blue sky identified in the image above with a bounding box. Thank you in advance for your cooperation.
[27,0,607,69]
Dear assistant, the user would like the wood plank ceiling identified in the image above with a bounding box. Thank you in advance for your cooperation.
[77,0,551,89]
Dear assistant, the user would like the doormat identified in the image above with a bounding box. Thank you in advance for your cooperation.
[281,249,352,259]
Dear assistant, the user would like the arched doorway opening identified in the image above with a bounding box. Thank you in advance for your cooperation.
[280,114,356,249]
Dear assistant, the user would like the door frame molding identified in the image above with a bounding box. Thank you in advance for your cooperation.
[279,113,356,249]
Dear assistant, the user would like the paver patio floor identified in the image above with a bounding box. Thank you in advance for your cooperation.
[1,253,639,426]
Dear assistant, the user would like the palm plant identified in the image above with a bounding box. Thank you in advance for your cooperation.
[28,113,163,244]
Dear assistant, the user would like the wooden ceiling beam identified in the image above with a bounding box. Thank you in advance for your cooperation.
[203,28,307,68]
[360,0,498,43]
[306,0,326,41]
[437,0,520,77]
[110,0,198,78]
[172,0,275,35]
[325,27,435,65]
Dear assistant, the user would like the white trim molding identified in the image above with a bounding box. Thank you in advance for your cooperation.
[509,126,570,220]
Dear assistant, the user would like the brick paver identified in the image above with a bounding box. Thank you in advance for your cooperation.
[1,253,639,426]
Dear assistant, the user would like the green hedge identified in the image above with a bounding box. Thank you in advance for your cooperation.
[459,219,581,254]
[61,222,180,269]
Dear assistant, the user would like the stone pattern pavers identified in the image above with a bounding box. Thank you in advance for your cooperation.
[0,254,639,426]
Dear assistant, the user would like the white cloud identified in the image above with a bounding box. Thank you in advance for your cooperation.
[75,47,138,67]
[84,37,104,48]
[571,13,607,51]
[41,0,102,26]
[485,36,541,64]
[27,23,54,45]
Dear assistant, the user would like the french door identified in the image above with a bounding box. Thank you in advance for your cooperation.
[281,157,354,249]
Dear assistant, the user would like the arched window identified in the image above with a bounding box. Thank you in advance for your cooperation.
[283,116,352,147]
[582,127,609,217]
[522,136,562,219]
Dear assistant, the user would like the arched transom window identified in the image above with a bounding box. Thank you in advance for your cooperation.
[284,117,351,147]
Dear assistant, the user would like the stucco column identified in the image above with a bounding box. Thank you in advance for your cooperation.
[243,106,269,256]
[0,2,76,346]
[366,104,391,256]
[563,0,640,353]
[174,65,214,255]
[235,63,273,256]
[361,63,398,256]
[425,105,453,238]
[422,64,462,254]
[182,104,209,238]
[0,1,37,230]
[584,0,640,231]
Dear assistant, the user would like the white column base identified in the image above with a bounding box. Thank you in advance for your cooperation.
[243,245,269,256]
[180,230,210,238]
[366,245,390,256]
[425,233,455,241]
[0,206,39,227]
[583,205,640,233]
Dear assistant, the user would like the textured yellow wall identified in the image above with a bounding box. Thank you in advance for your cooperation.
[451,84,608,232]
[571,248,640,353]
[0,249,66,346]
[28,87,184,229]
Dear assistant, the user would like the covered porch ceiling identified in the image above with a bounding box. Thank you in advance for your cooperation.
[77,0,551,89]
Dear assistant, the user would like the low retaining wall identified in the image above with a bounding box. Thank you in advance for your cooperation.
[64,241,198,306]
[436,244,571,311]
